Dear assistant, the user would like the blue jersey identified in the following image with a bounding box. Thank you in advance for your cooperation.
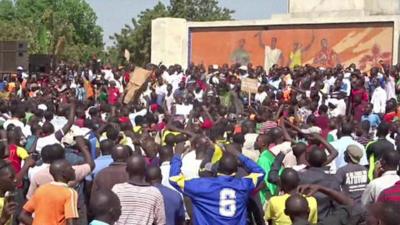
[169,154,265,225]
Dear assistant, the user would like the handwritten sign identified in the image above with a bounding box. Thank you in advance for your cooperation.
[241,78,258,93]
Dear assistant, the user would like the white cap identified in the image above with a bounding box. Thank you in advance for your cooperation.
[212,64,219,70]
[17,66,23,70]
[239,65,247,71]
[38,104,47,111]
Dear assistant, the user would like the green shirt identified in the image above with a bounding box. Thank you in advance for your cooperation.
[257,149,282,205]
[98,92,107,102]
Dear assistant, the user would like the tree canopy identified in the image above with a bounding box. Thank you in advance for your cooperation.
[109,0,234,66]
[0,0,103,63]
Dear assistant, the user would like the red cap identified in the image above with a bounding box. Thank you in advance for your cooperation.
[150,104,159,112]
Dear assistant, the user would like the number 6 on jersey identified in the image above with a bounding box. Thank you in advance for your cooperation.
[219,188,236,217]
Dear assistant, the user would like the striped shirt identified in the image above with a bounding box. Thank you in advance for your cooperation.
[378,181,400,205]
[112,182,166,225]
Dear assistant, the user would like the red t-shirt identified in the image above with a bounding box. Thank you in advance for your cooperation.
[384,112,396,124]
[7,144,29,183]
[108,87,120,105]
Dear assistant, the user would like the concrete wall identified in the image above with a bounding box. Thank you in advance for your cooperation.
[289,0,400,17]
[151,18,188,68]
[151,16,400,69]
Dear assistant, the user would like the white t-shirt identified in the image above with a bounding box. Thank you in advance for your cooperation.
[3,118,24,131]
[181,151,202,179]
[155,84,168,96]
[255,92,267,104]
[36,130,64,153]
[371,86,387,114]
[165,94,175,113]
[102,69,114,81]
[264,46,282,72]
[129,109,148,127]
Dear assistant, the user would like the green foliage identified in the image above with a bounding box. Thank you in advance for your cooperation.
[0,0,103,63]
[109,0,234,66]
[169,0,233,21]
[110,2,169,66]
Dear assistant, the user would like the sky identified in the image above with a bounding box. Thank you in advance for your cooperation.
[86,0,288,47]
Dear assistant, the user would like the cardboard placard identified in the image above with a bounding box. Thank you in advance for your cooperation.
[241,78,258,93]
[123,67,151,104]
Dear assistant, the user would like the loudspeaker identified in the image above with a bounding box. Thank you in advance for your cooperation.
[0,41,28,73]
[29,54,52,73]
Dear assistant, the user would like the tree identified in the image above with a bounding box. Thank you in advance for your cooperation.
[109,0,234,66]
[169,0,233,21]
[0,0,103,63]
[110,2,169,66]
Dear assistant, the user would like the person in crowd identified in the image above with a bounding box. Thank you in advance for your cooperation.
[298,147,341,218]
[362,103,381,129]
[366,122,396,180]
[265,168,318,225]
[362,150,400,206]
[330,123,368,172]
[89,189,122,225]
[285,184,356,225]
[170,142,265,225]
[146,166,185,225]
[112,154,165,225]
[335,145,368,205]
[86,139,114,182]
[19,159,79,225]
[91,144,130,194]
[0,159,18,225]
[27,137,94,199]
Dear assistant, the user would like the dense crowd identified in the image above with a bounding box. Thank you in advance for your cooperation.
[0,60,399,225]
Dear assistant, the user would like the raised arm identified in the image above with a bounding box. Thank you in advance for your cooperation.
[302,33,315,53]
[255,31,265,49]
[225,144,265,189]
[308,133,338,165]
[169,142,187,193]
[267,152,285,185]
[298,184,354,206]
[75,136,95,170]
[61,101,76,135]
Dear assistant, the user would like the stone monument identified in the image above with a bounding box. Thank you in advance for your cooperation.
[151,0,400,69]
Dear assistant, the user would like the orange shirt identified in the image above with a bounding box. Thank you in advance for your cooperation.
[84,79,94,99]
[23,182,79,225]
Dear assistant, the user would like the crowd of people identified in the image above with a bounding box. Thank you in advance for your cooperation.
[0,60,399,225]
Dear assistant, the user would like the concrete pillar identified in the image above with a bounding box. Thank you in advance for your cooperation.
[151,18,188,69]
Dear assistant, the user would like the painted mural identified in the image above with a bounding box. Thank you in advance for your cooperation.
[190,23,393,71]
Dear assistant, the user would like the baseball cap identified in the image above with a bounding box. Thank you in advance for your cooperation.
[345,145,363,163]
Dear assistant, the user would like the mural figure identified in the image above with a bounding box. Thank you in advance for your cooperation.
[255,32,283,72]
[288,32,315,68]
[359,44,392,70]
[313,38,340,67]
[230,39,251,65]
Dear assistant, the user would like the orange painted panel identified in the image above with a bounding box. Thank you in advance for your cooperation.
[190,23,393,71]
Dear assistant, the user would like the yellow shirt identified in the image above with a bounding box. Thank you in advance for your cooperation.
[161,130,180,146]
[265,194,318,225]
[212,140,231,164]
[0,197,11,225]
[289,49,302,68]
